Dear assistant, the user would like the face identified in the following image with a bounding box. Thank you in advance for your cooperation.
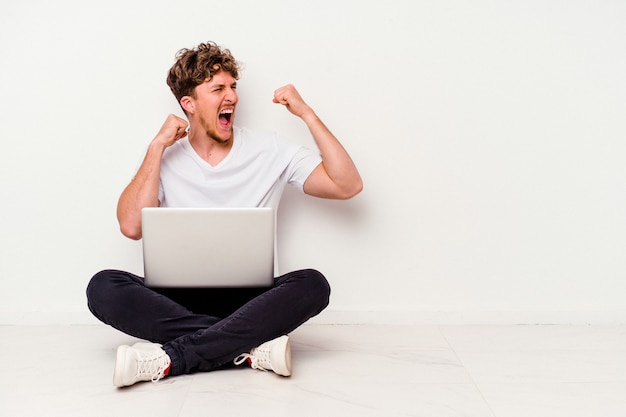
[184,71,238,144]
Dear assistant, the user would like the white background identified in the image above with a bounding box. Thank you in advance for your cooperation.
[1,0,624,324]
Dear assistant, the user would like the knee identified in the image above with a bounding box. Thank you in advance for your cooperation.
[86,270,105,302]
[86,270,114,315]
[86,269,137,316]
[298,269,331,311]
[87,269,115,299]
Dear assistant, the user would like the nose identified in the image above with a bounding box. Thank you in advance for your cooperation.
[225,87,238,104]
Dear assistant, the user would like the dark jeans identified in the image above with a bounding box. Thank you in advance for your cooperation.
[86,268,330,376]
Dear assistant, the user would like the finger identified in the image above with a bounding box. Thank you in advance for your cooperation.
[273,91,286,103]
[177,118,189,130]
[177,125,188,138]
[273,96,289,106]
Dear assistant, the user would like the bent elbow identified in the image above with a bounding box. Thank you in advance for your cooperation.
[119,223,142,240]
[340,179,364,200]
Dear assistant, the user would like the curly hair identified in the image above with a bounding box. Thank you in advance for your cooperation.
[166,41,240,103]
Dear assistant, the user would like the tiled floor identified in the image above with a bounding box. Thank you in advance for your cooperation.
[2,324,625,417]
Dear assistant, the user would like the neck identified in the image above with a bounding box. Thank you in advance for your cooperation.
[188,129,234,165]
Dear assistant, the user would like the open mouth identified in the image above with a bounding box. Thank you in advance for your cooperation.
[219,109,233,127]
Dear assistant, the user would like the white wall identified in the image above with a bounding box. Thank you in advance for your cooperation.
[1,0,624,325]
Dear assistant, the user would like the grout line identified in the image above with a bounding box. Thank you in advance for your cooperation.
[437,325,499,417]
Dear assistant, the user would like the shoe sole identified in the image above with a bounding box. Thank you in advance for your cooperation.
[113,345,130,387]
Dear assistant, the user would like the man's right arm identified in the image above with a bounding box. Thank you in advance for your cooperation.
[116,114,189,240]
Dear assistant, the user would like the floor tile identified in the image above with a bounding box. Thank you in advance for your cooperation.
[292,324,452,351]
[184,373,494,417]
[440,325,626,351]
[2,324,625,417]
[478,382,626,417]
[451,349,626,383]
[440,325,626,384]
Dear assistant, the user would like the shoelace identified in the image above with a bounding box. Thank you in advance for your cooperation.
[137,351,170,382]
[234,348,271,372]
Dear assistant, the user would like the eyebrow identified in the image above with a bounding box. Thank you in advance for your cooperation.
[208,81,237,89]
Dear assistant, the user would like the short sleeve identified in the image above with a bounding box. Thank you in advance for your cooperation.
[284,146,322,192]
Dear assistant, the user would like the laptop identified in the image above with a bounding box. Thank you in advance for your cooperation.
[141,207,275,288]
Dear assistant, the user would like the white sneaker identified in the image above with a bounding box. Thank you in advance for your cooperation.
[113,342,171,387]
[234,335,292,376]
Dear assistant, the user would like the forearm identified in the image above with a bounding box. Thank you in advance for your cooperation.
[116,142,165,239]
[272,84,362,199]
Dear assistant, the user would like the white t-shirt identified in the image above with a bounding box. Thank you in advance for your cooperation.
[157,126,322,210]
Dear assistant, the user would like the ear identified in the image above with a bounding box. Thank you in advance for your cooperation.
[180,96,194,114]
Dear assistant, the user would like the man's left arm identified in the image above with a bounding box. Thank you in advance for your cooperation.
[273,84,363,200]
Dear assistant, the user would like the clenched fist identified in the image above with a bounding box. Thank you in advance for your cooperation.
[153,114,189,148]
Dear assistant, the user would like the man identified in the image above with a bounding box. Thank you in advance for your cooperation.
[86,41,362,388]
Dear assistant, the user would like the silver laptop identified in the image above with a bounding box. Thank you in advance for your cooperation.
[141,207,274,288]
